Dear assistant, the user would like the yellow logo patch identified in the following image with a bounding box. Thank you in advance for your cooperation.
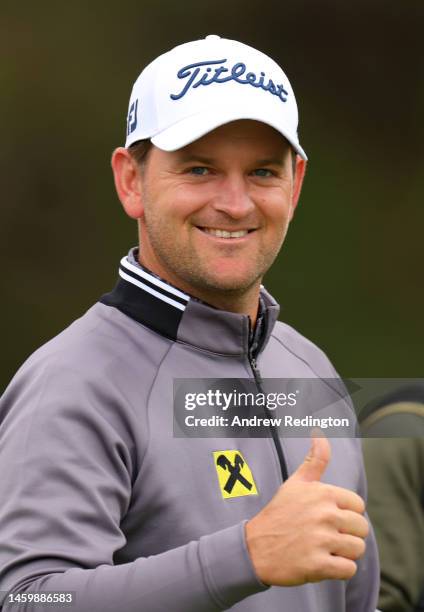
[213,450,258,499]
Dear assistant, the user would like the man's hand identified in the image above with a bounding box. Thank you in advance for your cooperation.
[245,435,369,586]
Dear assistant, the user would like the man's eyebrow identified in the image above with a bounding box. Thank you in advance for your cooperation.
[255,157,286,166]
[175,154,215,165]
[175,154,287,166]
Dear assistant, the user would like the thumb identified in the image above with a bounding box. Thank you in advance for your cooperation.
[291,432,331,483]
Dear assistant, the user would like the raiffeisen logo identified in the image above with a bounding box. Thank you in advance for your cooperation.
[170,59,289,102]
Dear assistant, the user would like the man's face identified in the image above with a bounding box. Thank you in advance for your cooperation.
[137,120,303,301]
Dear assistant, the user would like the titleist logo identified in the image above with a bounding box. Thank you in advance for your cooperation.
[169,59,289,103]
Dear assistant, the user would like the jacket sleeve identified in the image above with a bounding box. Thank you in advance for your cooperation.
[344,438,380,612]
[0,361,267,612]
[271,328,381,611]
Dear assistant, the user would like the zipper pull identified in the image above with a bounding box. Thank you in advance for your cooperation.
[249,355,263,385]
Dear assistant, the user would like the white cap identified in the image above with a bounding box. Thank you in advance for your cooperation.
[125,34,307,160]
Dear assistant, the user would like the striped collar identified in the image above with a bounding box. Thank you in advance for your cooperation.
[100,250,280,355]
[119,255,190,313]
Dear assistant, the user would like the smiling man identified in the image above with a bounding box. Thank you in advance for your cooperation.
[113,119,303,322]
[0,36,379,611]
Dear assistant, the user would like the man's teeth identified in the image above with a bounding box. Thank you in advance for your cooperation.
[203,228,248,238]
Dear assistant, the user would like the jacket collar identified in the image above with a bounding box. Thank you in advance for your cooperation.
[100,252,280,356]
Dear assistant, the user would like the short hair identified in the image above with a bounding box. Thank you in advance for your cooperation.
[128,139,153,168]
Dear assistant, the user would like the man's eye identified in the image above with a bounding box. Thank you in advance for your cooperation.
[189,167,209,176]
[252,168,273,177]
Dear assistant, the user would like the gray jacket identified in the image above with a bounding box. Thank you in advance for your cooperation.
[0,252,379,611]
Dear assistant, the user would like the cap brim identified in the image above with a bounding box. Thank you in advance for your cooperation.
[150,105,308,160]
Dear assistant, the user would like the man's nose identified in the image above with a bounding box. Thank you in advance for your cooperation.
[212,175,255,219]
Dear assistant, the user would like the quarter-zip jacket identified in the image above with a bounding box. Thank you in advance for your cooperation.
[0,252,379,612]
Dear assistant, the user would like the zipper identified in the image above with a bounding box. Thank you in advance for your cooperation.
[248,350,289,482]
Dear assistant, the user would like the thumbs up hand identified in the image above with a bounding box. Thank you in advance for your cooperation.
[245,435,369,587]
[291,433,331,482]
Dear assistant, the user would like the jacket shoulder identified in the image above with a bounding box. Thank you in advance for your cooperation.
[12,302,170,377]
[1,303,172,422]
[271,320,338,378]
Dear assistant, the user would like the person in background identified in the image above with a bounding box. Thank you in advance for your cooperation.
[361,385,424,612]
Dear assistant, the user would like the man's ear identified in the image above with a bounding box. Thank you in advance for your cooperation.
[289,155,307,221]
[111,147,144,219]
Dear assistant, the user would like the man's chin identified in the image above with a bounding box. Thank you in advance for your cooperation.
[190,274,262,297]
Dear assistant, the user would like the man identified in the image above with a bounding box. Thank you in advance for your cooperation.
[0,35,379,611]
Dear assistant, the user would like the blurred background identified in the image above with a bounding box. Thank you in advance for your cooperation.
[1,0,423,392]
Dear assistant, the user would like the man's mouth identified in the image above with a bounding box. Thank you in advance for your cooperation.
[198,227,254,239]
